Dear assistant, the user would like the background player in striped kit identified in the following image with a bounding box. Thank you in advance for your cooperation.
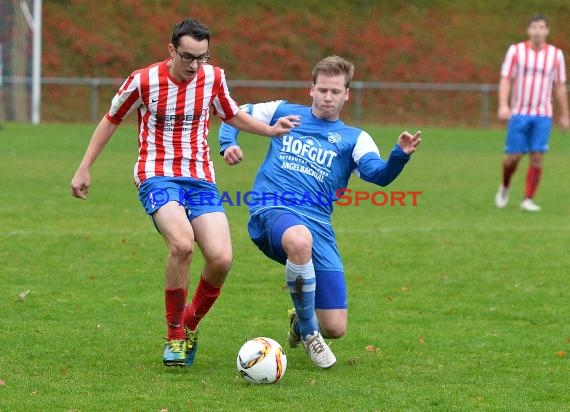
[495,14,569,211]
[219,56,421,368]
[70,18,299,367]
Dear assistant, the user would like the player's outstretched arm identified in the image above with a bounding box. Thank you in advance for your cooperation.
[356,130,417,187]
[397,130,422,155]
[71,117,118,200]
[225,110,299,137]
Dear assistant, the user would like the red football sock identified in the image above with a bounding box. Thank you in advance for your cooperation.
[165,288,187,340]
[183,277,221,331]
[525,166,542,199]
[502,160,518,189]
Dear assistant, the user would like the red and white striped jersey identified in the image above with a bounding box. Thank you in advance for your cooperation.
[500,41,567,117]
[106,59,240,185]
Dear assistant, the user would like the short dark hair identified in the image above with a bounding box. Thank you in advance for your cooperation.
[171,19,210,47]
[528,14,548,27]
[312,56,355,88]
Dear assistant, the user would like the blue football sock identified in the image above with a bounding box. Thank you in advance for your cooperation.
[285,259,318,340]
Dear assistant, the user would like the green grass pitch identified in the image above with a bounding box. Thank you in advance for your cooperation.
[0,121,569,410]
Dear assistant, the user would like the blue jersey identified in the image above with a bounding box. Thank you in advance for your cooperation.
[219,100,411,222]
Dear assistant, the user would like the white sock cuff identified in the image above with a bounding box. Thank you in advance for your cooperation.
[285,259,314,276]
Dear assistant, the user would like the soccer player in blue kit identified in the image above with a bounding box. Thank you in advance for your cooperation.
[219,56,421,368]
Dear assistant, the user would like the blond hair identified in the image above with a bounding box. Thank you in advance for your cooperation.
[312,56,355,88]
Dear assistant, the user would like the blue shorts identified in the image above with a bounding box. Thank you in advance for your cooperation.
[248,208,347,309]
[504,115,552,154]
[138,176,225,221]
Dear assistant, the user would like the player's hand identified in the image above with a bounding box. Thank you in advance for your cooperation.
[71,168,90,199]
[270,115,300,137]
[223,145,244,165]
[498,106,511,121]
[397,130,422,155]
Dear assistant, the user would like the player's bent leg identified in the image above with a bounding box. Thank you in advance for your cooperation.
[153,202,196,366]
[282,225,313,264]
[282,225,319,339]
[182,212,232,365]
[281,226,336,367]
[316,308,347,339]
[154,201,196,287]
[192,211,233,287]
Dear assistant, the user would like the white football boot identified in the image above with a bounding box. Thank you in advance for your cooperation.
[520,198,541,212]
[302,331,336,368]
[495,185,509,208]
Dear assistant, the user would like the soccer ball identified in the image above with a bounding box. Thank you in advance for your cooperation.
[236,337,287,384]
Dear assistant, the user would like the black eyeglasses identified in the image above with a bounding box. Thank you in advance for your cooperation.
[175,49,210,64]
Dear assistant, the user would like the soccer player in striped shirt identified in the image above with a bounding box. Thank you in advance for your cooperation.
[495,14,569,211]
[70,19,298,367]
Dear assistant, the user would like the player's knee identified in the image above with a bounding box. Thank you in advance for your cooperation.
[202,253,232,287]
[529,156,542,168]
[287,239,312,260]
[319,316,347,339]
[283,227,313,262]
[321,323,346,339]
[506,154,523,166]
[168,238,194,261]
[210,252,233,275]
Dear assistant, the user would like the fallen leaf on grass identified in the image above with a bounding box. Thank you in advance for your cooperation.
[365,345,379,352]
[418,336,426,345]
[555,351,567,358]
[0,379,6,386]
